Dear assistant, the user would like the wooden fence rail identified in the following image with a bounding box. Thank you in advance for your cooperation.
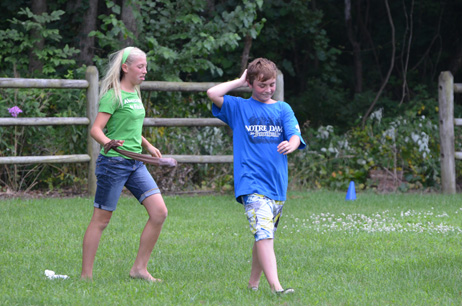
[0,66,284,195]
[438,71,462,194]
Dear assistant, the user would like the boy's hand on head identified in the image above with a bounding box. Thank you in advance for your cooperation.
[239,69,248,87]
[277,140,297,155]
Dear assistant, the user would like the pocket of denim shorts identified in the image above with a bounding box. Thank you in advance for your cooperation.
[108,156,125,164]
[96,155,125,176]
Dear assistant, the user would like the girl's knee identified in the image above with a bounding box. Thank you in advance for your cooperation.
[146,203,167,226]
[101,219,112,230]
[144,194,168,219]
[90,209,113,230]
[148,214,167,227]
[92,218,111,231]
[86,219,110,234]
[156,207,168,223]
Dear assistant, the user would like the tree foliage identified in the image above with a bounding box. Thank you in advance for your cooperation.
[1,0,462,192]
[0,0,461,121]
[0,7,79,77]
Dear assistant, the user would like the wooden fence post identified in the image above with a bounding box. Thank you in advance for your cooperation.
[438,71,456,194]
[86,66,99,196]
[274,69,284,102]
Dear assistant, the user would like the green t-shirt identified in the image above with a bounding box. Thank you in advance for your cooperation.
[98,89,145,158]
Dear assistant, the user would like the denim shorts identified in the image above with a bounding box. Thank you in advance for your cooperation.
[241,194,285,241]
[94,154,160,211]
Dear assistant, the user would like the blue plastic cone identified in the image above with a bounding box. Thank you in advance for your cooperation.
[345,181,356,201]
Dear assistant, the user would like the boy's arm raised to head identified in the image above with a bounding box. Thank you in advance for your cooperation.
[207,70,248,108]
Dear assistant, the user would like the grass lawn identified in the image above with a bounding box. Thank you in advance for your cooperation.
[1,190,462,305]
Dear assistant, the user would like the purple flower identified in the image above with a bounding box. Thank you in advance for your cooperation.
[8,106,23,117]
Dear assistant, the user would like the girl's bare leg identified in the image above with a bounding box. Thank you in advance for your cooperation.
[129,193,167,281]
[81,208,113,280]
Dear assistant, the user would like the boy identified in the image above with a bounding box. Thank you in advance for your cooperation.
[207,58,306,294]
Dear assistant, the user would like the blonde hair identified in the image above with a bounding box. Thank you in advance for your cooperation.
[246,58,278,85]
[99,47,146,107]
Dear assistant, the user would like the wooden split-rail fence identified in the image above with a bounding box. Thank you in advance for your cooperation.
[438,71,462,194]
[0,66,284,195]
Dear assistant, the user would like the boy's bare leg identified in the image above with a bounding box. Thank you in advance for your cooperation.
[129,194,167,282]
[255,238,283,291]
[248,241,263,289]
[81,208,113,280]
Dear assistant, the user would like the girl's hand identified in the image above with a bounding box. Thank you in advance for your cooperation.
[147,145,162,158]
[114,140,125,147]
[103,139,125,154]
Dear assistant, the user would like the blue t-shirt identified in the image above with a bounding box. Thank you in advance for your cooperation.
[212,95,306,202]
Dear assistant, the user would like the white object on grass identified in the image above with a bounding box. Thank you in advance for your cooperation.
[45,269,69,280]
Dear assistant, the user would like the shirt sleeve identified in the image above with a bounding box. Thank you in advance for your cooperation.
[281,102,306,150]
[98,91,118,115]
[212,95,238,129]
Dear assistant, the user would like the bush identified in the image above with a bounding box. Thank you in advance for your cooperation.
[289,100,442,192]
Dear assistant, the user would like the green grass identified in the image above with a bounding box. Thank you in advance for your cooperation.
[1,191,462,305]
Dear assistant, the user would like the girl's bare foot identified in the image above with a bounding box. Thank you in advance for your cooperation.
[80,275,93,281]
[129,270,162,282]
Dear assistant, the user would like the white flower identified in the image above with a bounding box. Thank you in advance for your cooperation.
[383,126,396,142]
[370,108,383,123]
[316,125,334,140]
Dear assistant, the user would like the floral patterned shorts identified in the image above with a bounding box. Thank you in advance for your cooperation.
[240,193,285,241]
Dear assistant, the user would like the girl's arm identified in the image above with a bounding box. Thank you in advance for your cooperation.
[90,112,124,147]
[141,136,162,158]
[207,70,248,108]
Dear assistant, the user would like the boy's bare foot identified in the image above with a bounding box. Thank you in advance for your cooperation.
[80,275,93,281]
[129,270,162,282]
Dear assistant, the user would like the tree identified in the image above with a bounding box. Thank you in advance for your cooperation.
[361,0,395,127]
[120,0,140,46]
[2,0,462,127]
[29,0,47,74]
[345,0,363,93]
[78,0,99,65]
[88,0,264,81]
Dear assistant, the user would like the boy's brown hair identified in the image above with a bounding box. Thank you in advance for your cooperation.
[246,58,277,85]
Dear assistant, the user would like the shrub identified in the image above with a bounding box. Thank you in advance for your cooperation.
[290,102,442,192]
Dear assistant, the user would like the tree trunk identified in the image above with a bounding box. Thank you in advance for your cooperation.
[120,0,140,46]
[78,0,98,65]
[29,0,47,74]
[345,0,363,93]
[399,0,414,105]
[240,34,253,74]
[357,0,383,82]
[206,0,215,17]
[449,43,462,76]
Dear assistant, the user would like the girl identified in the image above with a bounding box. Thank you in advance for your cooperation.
[81,47,167,282]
